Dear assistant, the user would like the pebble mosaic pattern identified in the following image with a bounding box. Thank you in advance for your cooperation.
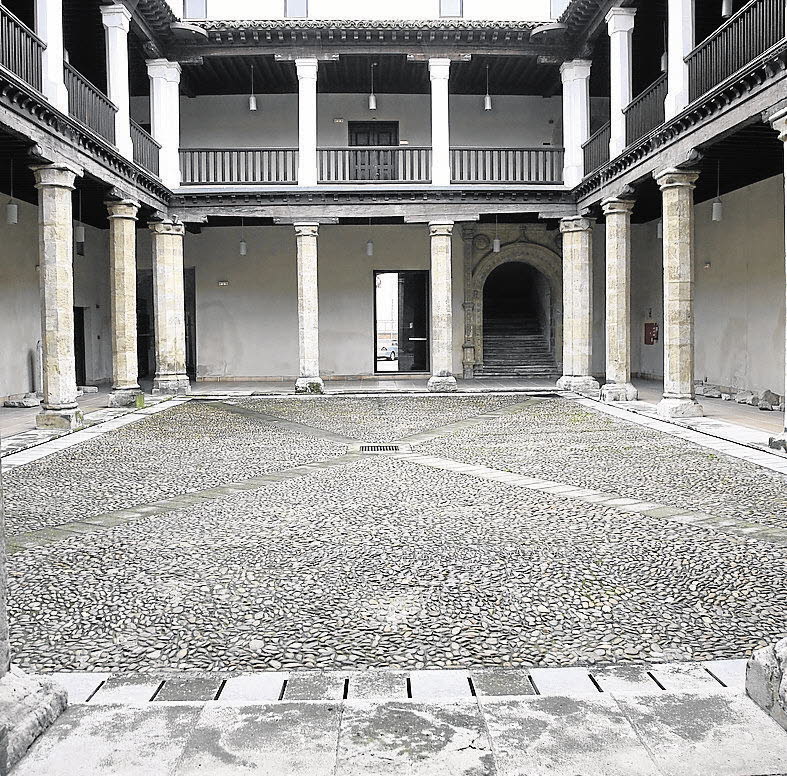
[5,395,787,672]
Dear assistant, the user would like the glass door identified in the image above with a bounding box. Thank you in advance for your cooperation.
[374,271,429,373]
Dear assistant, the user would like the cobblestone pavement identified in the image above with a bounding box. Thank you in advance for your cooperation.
[5,396,787,672]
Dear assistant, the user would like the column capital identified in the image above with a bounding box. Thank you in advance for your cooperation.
[100,3,132,31]
[106,199,140,220]
[428,58,452,80]
[295,58,319,79]
[294,221,319,237]
[769,108,787,141]
[146,58,181,83]
[601,197,635,216]
[30,163,80,190]
[149,219,185,236]
[559,216,594,234]
[560,59,592,83]
[654,167,700,190]
[429,221,454,237]
[605,6,636,33]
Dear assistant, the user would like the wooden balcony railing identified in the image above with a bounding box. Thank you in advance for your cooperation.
[624,74,667,146]
[131,120,160,176]
[583,122,611,175]
[179,148,299,184]
[64,63,116,143]
[0,5,44,91]
[318,146,431,183]
[687,0,785,102]
[451,147,564,184]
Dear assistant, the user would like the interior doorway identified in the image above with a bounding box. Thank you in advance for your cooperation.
[348,122,399,180]
[374,270,429,374]
[73,307,87,387]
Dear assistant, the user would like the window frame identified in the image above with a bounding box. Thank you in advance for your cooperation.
[439,0,463,18]
[284,0,309,18]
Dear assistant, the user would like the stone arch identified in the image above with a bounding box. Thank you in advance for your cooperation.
[469,242,563,373]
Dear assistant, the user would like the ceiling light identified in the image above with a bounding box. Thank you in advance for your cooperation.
[721,0,733,18]
[249,64,258,111]
[484,65,493,111]
[369,62,378,111]
[239,217,248,255]
[712,160,723,222]
[6,158,17,225]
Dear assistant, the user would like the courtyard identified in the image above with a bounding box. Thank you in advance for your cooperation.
[5,394,786,675]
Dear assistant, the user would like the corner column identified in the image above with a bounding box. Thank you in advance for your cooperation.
[101,4,134,159]
[107,200,142,407]
[654,168,703,418]
[560,60,592,188]
[601,198,637,402]
[606,7,636,157]
[428,59,452,187]
[35,0,68,111]
[296,58,319,187]
[146,59,181,188]
[664,0,695,119]
[557,216,600,394]
[32,163,84,430]
[428,221,458,392]
[150,219,190,395]
[294,222,323,393]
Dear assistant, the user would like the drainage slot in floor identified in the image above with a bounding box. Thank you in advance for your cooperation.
[359,445,401,453]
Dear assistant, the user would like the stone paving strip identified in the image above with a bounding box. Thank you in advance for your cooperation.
[15,662,787,776]
[392,451,787,549]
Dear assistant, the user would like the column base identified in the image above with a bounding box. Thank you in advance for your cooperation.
[152,375,191,396]
[556,376,601,394]
[427,374,458,393]
[601,382,638,403]
[108,387,143,408]
[747,638,787,732]
[769,433,787,453]
[295,376,325,395]
[657,397,704,419]
[0,666,67,772]
[35,407,83,431]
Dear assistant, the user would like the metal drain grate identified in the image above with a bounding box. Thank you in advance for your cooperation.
[359,445,401,453]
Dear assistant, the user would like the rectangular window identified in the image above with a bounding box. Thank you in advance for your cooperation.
[285,0,308,18]
[440,0,463,17]
[183,0,207,18]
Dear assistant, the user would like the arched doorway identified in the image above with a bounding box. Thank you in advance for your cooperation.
[476,263,558,377]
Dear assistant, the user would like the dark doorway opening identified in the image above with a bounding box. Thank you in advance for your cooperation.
[348,122,399,180]
[479,263,557,378]
[374,270,429,374]
[73,307,87,387]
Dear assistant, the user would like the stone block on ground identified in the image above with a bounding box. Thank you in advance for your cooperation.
[747,638,787,731]
[734,391,755,404]
[3,393,39,408]
[78,386,99,394]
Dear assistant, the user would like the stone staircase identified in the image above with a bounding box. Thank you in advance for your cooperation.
[476,314,558,378]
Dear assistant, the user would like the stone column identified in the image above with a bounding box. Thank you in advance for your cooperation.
[32,163,83,430]
[428,221,458,392]
[560,60,592,188]
[768,108,787,452]
[606,7,636,158]
[429,59,452,187]
[146,59,181,188]
[557,216,600,394]
[664,0,695,120]
[35,0,68,111]
[654,168,703,418]
[294,222,323,393]
[601,198,637,402]
[150,219,190,395]
[296,58,319,187]
[107,200,141,407]
[101,4,134,159]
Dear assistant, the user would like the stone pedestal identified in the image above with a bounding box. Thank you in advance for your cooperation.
[32,164,84,431]
[557,216,600,395]
[601,197,638,403]
[107,201,142,408]
[654,168,703,419]
[150,220,190,395]
[428,222,458,393]
[294,222,324,394]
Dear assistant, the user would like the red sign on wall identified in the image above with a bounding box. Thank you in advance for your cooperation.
[644,322,659,345]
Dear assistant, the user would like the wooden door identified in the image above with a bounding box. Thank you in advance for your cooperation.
[348,122,399,181]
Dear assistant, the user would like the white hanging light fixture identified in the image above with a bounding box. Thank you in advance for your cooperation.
[712,160,723,222]
[74,189,85,253]
[656,218,663,239]
[6,158,17,225]
[366,218,374,257]
[248,64,258,111]
[660,23,668,73]
[239,217,248,255]
[493,215,501,253]
[368,62,377,111]
[484,64,493,112]
[721,0,734,18]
